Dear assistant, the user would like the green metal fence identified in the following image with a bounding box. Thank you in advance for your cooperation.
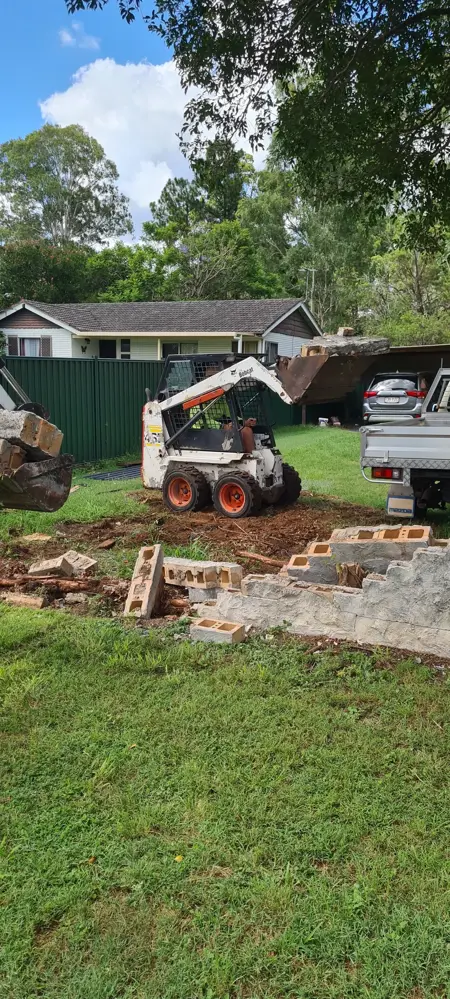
[5,358,164,463]
[5,357,297,463]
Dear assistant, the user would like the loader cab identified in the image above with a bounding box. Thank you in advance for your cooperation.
[156,354,275,454]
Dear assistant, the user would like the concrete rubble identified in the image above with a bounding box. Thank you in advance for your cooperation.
[188,525,450,657]
[29,550,98,579]
[0,410,63,460]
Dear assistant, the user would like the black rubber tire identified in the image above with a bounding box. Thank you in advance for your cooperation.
[213,471,262,518]
[279,463,302,505]
[162,465,210,514]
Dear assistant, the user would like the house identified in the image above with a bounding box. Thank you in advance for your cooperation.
[0,298,323,361]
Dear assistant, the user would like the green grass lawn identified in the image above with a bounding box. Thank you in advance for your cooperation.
[1,609,449,999]
[275,426,388,508]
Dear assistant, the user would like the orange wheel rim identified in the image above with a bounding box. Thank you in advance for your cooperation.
[219,482,246,513]
[168,476,193,508]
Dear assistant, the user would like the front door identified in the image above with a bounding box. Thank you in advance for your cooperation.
[99,340,117,358]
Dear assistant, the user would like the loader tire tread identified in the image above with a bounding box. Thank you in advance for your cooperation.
[279,463,302,505]
[163,465,210,513]
[213,471,262,518]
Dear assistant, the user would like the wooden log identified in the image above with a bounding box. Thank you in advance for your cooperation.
[237,550,285,567]
[0,576,97,592]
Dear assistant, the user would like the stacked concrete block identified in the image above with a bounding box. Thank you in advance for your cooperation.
[329,524,431,573]
[0,410,63,459]
[190,618,246,644]
[164,557,242,592]
[124,544,164,619]
[204,545,450,657]
[286,544,338,584]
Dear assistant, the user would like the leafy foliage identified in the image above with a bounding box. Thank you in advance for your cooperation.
[0,124,132,246]
[67,0,450,246]
[0,241,92,308]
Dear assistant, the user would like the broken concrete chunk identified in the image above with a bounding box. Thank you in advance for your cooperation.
[28,550,97,579]
[0,439,26,473]
[190,618,246,644]
[28,554,73,578]
[124,544,164,619]
[63,551,98,578]
[0,410,63,458]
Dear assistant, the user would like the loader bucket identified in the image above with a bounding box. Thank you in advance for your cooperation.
[0,454,74,512]
[275,337,390,405]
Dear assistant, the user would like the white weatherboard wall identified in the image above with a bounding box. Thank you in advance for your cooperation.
[263,330,312,358]
[4,328,72,358]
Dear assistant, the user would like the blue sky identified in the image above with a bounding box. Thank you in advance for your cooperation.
[1,0,259,236]
[2,0,169,144]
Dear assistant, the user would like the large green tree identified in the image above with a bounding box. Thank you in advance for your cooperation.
[149,138,252,237]
[0,240,92,308]
[67,0,450,245]
[0,124,132,245]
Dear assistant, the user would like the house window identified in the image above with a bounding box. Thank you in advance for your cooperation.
[7,336,52,357]
[162,341,198,358]
[266,342,279,363]
[120,338,131,360]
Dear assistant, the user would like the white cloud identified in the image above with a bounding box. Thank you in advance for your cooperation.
[58,22,100,51]
[40,58,268,238]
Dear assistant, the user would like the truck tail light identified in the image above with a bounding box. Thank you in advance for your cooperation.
[372,468,402,480]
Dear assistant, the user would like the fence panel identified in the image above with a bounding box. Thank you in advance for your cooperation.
[5,358,164,463]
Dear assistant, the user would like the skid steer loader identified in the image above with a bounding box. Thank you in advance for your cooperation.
[0,359,73,512]
[142,353,301,517]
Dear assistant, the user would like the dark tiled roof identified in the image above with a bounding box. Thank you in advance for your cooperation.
[23,298,306,335]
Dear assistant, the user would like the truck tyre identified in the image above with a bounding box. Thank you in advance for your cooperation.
[163,466,210,513]
[279,463,302,505]
[213,472,262,518]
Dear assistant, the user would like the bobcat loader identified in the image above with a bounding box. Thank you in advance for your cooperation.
[142,339,389,518]
[142,353,301,517]
[0,359,73,512]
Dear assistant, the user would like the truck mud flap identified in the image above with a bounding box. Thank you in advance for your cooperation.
[0,454,74,512]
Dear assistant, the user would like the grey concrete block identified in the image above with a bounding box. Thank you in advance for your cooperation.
[188,586,218,602]
[286,553,338,584]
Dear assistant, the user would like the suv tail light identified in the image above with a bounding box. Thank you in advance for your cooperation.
[372,468,402,480]
[406,390,426,398]
[363,390,377,398]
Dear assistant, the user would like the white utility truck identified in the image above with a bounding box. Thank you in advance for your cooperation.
[361,366,450,516]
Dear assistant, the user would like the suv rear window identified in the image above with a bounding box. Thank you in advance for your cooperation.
[369,377,417,392]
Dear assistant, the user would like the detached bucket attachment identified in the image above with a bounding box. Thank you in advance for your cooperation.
[0,454,74,512]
